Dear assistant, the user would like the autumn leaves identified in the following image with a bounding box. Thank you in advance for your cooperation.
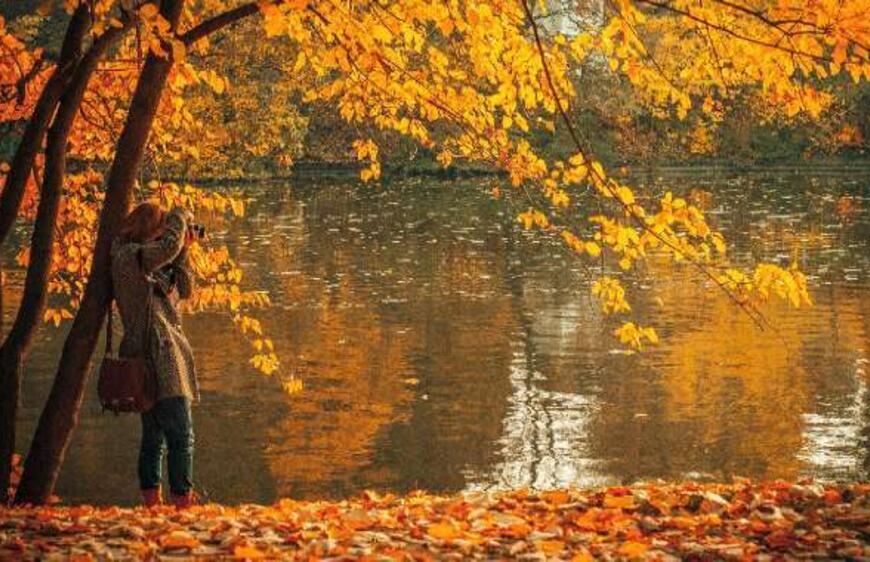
[5,480,870,559]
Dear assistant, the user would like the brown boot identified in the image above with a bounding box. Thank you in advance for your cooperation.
[141,487,163,508]
[171,490,200,509]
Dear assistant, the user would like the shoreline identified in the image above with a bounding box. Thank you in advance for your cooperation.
[160,158,870,186]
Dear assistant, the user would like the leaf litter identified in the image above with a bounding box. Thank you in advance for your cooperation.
[3,480,870,560]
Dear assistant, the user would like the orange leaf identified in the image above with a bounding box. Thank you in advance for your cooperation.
[541,490,569,505]
[536,540,565,555]
[823,489,842,505]
[427,522,459,540]
[234,544,267,559]
[603,495,636,509]
[617,541,649,558]
[161,531,200,551]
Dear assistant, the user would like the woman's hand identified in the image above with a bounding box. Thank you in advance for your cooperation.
[173,208,195,247]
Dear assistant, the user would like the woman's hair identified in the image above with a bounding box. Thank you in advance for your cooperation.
[118,202,165,243]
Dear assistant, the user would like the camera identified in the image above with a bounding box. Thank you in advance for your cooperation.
[188,223,206,239]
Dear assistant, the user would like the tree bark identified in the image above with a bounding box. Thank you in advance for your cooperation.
[0,24,129,502]
[0,4,91,249]
[14,0,187,506]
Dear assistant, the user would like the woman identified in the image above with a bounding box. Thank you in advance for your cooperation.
[110,202,198,508]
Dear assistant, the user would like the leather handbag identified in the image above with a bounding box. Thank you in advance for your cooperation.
[98,256,158,414]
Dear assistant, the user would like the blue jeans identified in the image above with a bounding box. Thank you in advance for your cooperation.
[138,397,194,496]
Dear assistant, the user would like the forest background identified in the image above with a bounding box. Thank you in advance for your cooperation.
[4,0,868,182]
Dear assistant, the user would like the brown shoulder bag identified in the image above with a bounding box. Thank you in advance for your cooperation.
[98,253,158,414]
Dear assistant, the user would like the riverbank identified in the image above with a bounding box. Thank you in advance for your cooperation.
[2,480,870,560]
[163,156,870,186]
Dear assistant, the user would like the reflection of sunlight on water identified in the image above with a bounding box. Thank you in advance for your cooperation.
[799,356,868,479]
[467,300,610,492]
[466,349,608,491]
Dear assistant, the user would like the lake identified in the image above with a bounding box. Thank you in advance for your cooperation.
[7,165,870,506]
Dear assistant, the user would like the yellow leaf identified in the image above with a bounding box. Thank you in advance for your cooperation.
[585,241,601,257]
[282,378,303,394]
[616,186,635,205]
[372,24,392,43]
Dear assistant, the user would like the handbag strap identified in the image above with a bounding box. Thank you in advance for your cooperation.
[105,302,113,355]
[105,248,155,357]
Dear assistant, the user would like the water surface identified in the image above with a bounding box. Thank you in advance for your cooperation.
[8,165,870,505]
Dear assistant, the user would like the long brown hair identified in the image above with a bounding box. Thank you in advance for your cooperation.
[118,202,165,243]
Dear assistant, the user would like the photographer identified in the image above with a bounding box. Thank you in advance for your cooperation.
[110,203,201,508]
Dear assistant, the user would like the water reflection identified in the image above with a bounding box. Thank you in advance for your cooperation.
[7,166,870,505]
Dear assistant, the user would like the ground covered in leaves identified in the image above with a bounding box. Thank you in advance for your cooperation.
[3,481,870,560]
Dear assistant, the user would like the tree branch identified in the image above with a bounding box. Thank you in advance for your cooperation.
[15,54,47,106]
[180,2,263,45]
[521,0,770,331]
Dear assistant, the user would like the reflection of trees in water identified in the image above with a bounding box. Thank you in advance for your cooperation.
[364,188,518,493]
[179,187,419,500]
[631,266,870,481]
[475,212,870,489]
[12,172,870,503]
[225,180,521,497]
[264,277,417,498]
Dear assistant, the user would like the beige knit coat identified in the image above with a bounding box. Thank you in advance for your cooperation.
[110,208,199,402]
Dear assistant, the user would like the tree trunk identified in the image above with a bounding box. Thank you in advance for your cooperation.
[0,24,129,502]
[14,0,187,506]
[0,4,91,248]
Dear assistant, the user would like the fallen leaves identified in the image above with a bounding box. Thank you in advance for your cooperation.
[160,530,201,551]
[603,494,636,510]
[426,522,459,540]
[233,543,267,559]
[3,480,870,560]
